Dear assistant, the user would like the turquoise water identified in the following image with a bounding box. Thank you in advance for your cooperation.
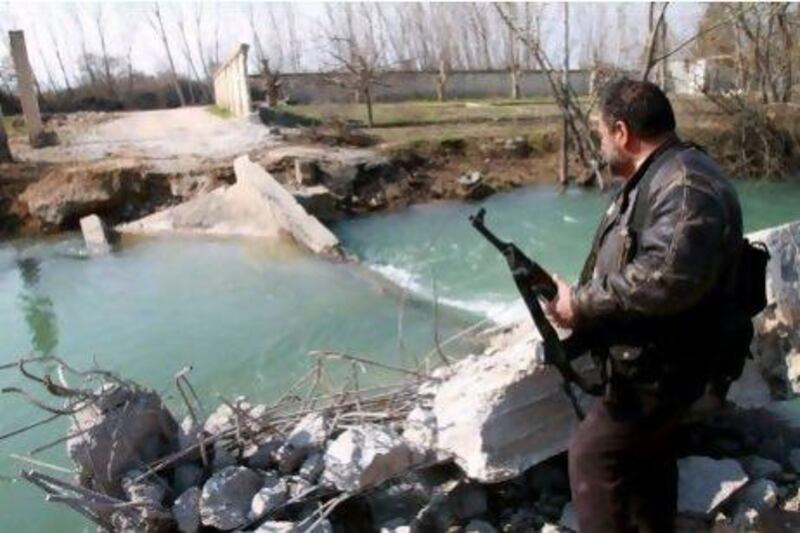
[0,181,798,531]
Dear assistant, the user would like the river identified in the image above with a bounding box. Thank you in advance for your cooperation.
[1,181,799,531]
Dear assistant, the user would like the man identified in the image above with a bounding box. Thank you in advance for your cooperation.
[546,79,744,532]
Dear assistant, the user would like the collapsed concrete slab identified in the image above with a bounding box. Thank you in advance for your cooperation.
[322,424,416,492]
[118,156,342,258]
[80,214,114,256]
[749,221,800,398]
[427,338,594,483]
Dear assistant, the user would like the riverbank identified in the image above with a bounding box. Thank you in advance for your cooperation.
[1,97,798,240]
[3,219,799,533]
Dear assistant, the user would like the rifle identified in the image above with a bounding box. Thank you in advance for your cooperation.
[469,208,602,418]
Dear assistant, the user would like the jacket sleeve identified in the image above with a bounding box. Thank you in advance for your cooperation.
[572,172,728,327]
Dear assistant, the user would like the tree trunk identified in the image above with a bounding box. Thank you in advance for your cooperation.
[437,59,448,102]
[153,4,187,107]
[364,86,374,127]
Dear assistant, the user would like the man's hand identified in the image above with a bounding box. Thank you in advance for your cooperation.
[545,274,578,329]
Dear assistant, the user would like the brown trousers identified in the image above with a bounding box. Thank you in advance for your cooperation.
[568,398,685,533]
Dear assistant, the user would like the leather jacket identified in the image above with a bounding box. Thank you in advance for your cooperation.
[572,137,744,407]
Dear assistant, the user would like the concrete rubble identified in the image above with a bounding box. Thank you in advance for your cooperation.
[117,155,342,258]
[79,213,114,255]
[676,456,749,517]
[322,424,417,492]
[7,219,798,532]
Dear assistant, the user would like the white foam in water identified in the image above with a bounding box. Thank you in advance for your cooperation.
[563,215,578,223]
[368,263,524,325]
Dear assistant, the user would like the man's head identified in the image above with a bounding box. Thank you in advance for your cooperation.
[596,78,676,178]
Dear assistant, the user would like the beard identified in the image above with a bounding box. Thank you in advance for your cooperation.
[602,143,634,178]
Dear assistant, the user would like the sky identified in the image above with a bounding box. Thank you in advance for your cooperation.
[0,1,708,91]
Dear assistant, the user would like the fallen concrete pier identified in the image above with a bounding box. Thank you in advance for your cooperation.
[117,155,342,258]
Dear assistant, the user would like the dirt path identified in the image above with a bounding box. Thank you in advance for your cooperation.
[9,107,283,172]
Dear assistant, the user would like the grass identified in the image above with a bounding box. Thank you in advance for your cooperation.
[207,105,233,119]
[284,97,569,129]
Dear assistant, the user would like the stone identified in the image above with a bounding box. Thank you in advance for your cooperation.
[121,470,166,505]
[275,412,329,474]
[243,436,283,470]
[747,221,800,398]
[738,456,782,481]
[465,519,498,533]
[380,518,417,533]
[293,185,341,222]
[429,336,593,483]
[322,424,416,492]
[254,521,297,533]
[446,481,488,521]
[173,487,201,533]
[403,405,439,462]
[677,456,749,517]
[79,214,114,255]
[299,452,324,482]
[732,479,778,512]
[559,502,579,532]
[250,477,289,520]
[458,171,482,187]
[727,358,772,409]
[174,463,204,495]
[789,448,800,472]
[66,383,178,497]
[199,466,264,530]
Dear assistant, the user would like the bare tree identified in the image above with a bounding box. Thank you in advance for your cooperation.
[46,21,73,100]
[322,4,388,127]
[148,2,186,107]
[193,4,213,86]
[641,3,670,82]
[72,9,98,91]
[176,6,206,102]
[495,3,605,189]
[93,5,118,99]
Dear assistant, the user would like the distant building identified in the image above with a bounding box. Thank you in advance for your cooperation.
[666,56,737,95]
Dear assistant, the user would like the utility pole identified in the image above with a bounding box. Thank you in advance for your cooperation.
[559,2,569,187]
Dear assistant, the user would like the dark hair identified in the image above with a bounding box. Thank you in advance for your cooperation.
[599,78,675,139]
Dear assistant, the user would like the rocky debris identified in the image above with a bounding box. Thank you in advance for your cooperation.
[428,341,593,483]
[732,478,779,512]
[558,502,578,532]
[739,455,783,481]
[199,466,264,530]
[294,158,318,186]
[243,436,284,470]
[322,424,416,492]
[749,221,800,399]
[292,185,341,223]
[465,518,498,532]
[250,476,289,520]
[379,518,417,532]
[457,170,495,201]
[275,412,329,475]
[402,405,439,463]
[677,456,749,518]
[79,214,114,255]
[66,383,178,496]
[173,487,201,533]
[254,521,298,532]
[298,452,324,483]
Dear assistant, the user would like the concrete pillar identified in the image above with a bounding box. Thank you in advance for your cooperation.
[8,30,58,148]
[0,103,11,162]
